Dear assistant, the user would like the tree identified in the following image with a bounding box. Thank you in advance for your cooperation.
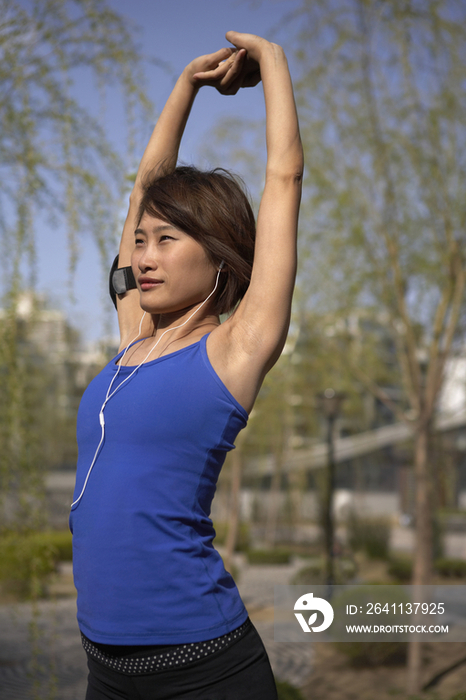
[1,0,150,279]
[282,0,466,691]
[0,292,89,529]
[0,0,150,529]
[197,7,466,686]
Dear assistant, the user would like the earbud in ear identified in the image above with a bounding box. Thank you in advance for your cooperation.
[218,260,225,271]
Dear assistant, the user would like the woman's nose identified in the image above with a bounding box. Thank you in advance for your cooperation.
[137,247,158,271]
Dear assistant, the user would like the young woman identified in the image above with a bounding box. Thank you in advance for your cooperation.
[70,31,303,700]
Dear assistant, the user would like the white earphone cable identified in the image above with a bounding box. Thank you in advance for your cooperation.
[71,267,223,508]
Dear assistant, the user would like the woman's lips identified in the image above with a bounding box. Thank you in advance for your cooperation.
[139,277,163,291]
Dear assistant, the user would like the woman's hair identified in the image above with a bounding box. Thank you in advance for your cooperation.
[137,165,256,315]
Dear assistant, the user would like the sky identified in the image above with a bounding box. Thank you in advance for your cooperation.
[34,0,300,343]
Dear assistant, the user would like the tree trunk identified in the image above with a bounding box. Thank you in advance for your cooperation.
[407,422,433,694]
[324,415,336,587]
[223,445,243,573]
[264,451,284,547]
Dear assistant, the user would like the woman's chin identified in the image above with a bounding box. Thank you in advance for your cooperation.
[139,299,180,317]
[138,294,163,314]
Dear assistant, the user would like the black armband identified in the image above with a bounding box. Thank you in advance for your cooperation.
[109,255,137,309]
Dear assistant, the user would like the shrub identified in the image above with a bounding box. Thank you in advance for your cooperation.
[347,513,391,560]
[276,679,305,700]
[43,530,73,561]
[291,558,322,584]
[331,585,409,667]
[333,640,407,667]
[0,529,72,599]
[212,522,250,552]
[387,555,413,582]
[434,558,466,579]
[0,532,55,598]
[246,548,291,565]
[387,555,466,582]
[291,556,357,584]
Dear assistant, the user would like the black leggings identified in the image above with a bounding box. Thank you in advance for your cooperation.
[85,620,278,700]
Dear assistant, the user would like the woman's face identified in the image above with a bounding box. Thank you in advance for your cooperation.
[132,213,217,316]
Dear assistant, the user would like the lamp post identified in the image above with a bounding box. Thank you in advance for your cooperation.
[317,388,346,593]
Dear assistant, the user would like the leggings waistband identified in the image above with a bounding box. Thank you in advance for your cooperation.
[82,618,251,676]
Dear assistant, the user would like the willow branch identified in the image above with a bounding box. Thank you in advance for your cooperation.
[347,358,408,425]
[357,1,422,402]
[429,255,466,414]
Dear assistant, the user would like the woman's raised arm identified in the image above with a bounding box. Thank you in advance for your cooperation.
[208,33,304,413]
[116,46,251,345]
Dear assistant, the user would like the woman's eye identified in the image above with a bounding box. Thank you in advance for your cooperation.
[160,235,174,242]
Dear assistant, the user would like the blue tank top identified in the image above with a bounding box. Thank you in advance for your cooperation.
[69,334,249,644]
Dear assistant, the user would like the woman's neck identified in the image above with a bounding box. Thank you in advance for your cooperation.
[132,305,217,356]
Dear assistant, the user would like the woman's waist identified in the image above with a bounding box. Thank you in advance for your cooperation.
[72,518,223,578]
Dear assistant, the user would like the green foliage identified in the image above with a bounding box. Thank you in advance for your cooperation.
[246,548,292,565]
[333,639,407,668]
[275,679,305,700]
[283,0,466,602]
[387,556,413,582]
[213,522,250,552]
[1,0,151,281]
[45,530,73,562]
[0,531,57,598]
[291,0,466,322]
[386,554,466,581]
[291,556,357,584]
[347,513,391,560]
[434,558,466,579]
[0,529,72,599]
[291,559,324,583]
[0,300,47,529]
[331,585,409,666]
[0,295,96,529]
[243,350,297,462]
[0,0,150,545]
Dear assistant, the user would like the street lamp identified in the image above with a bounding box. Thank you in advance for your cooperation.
[317,388,346,593]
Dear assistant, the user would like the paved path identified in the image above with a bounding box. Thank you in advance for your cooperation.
[0,598,87,700]
[0,560,313,699]
[236,559,314,689]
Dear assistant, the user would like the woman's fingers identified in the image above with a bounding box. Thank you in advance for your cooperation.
[190,46,234,79]
[211,46,235,63]
[193,49,246,92]
[191,41,262,94]
[203,46,235,70]
[217,49,247,92]
[221,52,261,94]
[192,62,229,82]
